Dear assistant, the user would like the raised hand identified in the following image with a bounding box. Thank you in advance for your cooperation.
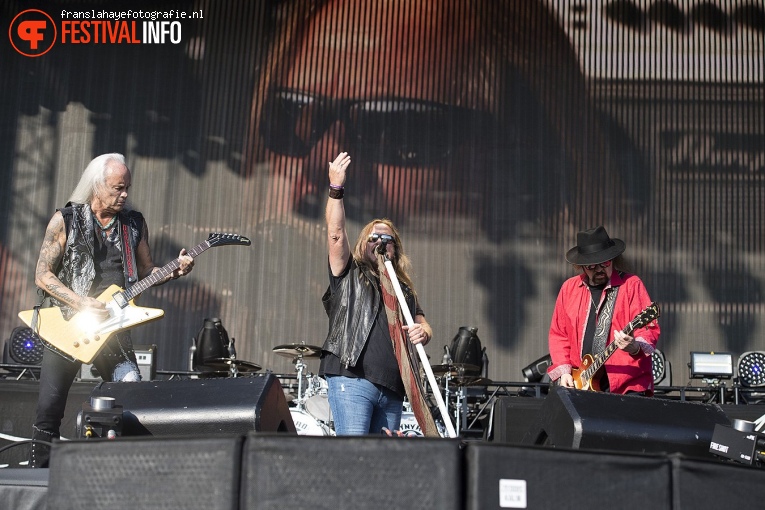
[328,152,351,187]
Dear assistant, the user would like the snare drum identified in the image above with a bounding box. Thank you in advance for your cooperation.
[304,375,331,424]
[290,408,332,436]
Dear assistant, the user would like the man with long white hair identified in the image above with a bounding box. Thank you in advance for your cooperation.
[29,153,194,467]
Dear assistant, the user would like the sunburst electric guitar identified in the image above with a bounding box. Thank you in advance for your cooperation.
[18,232,251,364]
[571,302,660,391]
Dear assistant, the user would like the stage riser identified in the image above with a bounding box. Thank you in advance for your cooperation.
[48,436,243,510]
[466,442,673,509]
[3,436,762,510]
[243,435,464,509]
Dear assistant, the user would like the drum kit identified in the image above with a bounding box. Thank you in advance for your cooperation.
[270,343,490,437]
[429,362,490,436]
[273,343,334,436]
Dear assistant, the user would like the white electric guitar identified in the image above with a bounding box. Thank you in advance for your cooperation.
[18,232,251,363]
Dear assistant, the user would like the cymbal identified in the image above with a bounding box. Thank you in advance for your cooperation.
[454,376,492,387]
[198,358,262,373]
[430,363,480,375]
[273,343,323,358]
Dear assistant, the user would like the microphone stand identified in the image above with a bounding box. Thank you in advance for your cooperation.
[382,251,457,438]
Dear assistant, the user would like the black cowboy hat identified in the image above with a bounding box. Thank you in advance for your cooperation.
[565,226,625,265]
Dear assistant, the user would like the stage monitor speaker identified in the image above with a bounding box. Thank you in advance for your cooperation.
[522,386,731,458]
[78,344,157,381]
[465,442,671,510]
[490,396,544,443]
[48,436,243,510]
[90,373,296,436]
[242,435,464,510]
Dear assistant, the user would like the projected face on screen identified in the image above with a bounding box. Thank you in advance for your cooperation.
[253,0,615,238]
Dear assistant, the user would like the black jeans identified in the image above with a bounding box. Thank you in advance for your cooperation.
[31,333,139,464]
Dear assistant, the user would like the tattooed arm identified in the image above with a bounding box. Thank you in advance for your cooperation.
[34,211,104,313]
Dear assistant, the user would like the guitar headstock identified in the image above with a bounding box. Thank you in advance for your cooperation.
[207,232,252,247]
[630,302,660,331]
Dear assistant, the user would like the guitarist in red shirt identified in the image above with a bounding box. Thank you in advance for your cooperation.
[547,226,660,395]
[28,153,194,467]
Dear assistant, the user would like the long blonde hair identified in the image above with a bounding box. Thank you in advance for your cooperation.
[352,218,416,294]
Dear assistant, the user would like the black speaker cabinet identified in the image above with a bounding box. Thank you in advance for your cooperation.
[670,453,765,508]
[522,386,731,458]
[241,435,464,510]
[48,436,243,510]
[490,396,545,443]
[465,442,672,510]
[90,373,296,436]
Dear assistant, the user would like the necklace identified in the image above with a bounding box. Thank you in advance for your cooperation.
[96,216,117,239]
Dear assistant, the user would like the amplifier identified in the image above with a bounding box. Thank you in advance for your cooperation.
[78,344,157,381]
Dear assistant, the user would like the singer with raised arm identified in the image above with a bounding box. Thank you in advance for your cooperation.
[547,226,660,395]
[320,152,433,435]
[28,153,195,467]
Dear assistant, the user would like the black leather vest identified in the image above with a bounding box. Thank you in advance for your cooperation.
[321,260,416,368]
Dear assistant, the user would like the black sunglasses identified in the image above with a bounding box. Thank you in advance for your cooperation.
[367,233,395,245]
[260,88,494,166]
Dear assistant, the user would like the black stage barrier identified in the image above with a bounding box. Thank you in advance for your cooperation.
[0,380,97,468]
[90,373,296,436]
[465,442,672,510]
[522,386,731,458]
[241,434,464,510]
[0,468,48,510]
[47,435,243,510]
[670,453,765,508]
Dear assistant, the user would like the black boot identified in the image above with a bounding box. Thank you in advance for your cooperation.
[29,428,54,468]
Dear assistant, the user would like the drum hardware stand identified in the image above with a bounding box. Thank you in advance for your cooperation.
[440,370,468,436]
[293,354,308,409]
[272,342,323,411]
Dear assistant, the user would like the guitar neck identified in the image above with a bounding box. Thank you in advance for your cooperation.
[118,240,211,302]
[582,320,638,381]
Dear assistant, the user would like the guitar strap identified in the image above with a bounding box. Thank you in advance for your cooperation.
[591,287,619,356]
[119,215,139,289]
[30,289,49,336]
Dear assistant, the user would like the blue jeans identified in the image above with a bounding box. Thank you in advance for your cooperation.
[326,376,403,435]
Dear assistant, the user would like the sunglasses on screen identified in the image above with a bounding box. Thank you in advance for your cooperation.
[260,88,493,166]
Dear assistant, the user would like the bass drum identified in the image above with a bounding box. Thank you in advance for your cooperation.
[290,408,332,436]
[399,412,425,437]
[399,412,447,437]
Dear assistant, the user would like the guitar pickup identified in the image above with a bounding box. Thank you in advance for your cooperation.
[112,292,128,309]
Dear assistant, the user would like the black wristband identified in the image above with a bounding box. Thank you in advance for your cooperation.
[329,186,344,199]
